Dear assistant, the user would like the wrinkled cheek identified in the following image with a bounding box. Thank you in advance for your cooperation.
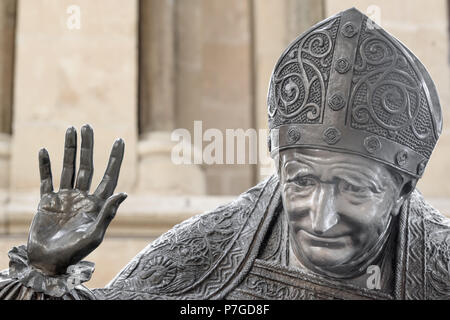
[336,198,385,225]
[342,212,388,253]
[350,231,368,250]
[282,193,311,218]
[364,201,393,236]
[285,204,312,227]
[334,202,378,247]
[283,191,307,205]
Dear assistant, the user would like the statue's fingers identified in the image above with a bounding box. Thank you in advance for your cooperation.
[39,148,53,197]
[86,193,127,244]
[75,124,94,191]
[60,126,77,190]
[93,138,124,199]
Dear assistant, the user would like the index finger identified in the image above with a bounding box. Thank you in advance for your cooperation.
[39,148,53,197]
[93,138,124,200]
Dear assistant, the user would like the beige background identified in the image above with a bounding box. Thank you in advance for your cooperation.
[0,0,449,288]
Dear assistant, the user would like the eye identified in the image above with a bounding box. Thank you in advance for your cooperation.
[283,176,317,196]
[295,177,316,188]
[338,180,371,197]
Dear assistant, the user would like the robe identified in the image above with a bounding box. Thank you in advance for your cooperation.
[1,175,449,299]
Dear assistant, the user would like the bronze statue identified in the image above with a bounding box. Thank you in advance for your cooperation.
[0,7,449,300]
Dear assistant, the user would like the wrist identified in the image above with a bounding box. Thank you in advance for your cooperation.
[27,255,66,276]
[8,245,95,297]
[27,239,64,275]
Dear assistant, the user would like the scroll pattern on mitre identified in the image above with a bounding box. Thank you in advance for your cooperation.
[349,17,437,160]
[268,16,340,128]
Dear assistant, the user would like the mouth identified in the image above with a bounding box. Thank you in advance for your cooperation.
[298,230,349,249]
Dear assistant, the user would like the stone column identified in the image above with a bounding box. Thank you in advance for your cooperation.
[0,0,16,234]
[0,0,16,136]
[138,0,175,133]
[0,134,10,234]
[174,0,255,195]
[137,0,206,194]
[0,0,16,188]
[252,0,324,180]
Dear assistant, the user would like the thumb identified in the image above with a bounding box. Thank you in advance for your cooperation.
[79,192,127,251]
[99,192,128,223]
[90,193,127,237]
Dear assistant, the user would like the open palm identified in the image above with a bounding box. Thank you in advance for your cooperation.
[27,125,127,275]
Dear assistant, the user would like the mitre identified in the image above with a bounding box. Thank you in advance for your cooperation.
[268,7,442,178]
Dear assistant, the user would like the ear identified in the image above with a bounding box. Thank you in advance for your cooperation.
[391,179,417,216]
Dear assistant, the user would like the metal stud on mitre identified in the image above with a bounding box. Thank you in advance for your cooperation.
[417,160,427,176]
[323,127,342,145]
[396,150,409,167]
[287,127,301,144]
[335,58,351,74]
[341,22,358,38]
[363,136,382,154]
[328,93,346,111]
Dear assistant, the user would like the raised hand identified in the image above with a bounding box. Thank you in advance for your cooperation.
[27,125,127,275]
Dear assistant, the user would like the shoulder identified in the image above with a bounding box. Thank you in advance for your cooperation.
[408,189,450,299]
[409,189,450,227]
[101,175,280,299]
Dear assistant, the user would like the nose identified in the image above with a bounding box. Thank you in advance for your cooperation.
[310,183,339,234]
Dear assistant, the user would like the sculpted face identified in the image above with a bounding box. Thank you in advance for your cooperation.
[279,148,409,278]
